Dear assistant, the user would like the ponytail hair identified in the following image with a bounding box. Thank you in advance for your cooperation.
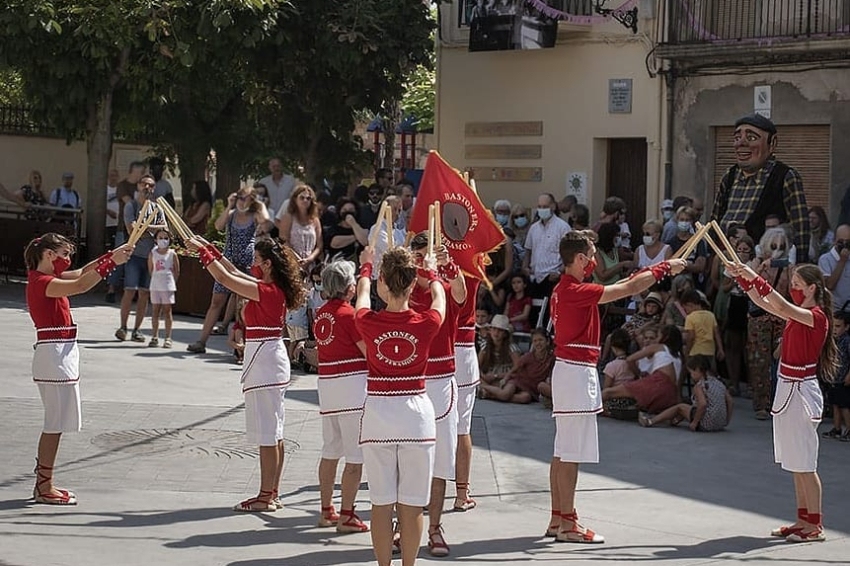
[795,264,838,381]
[24,233,75,271]
[254,237,306,310]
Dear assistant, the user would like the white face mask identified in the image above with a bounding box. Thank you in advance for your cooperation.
[643,235,655,246]
[677,221,692,232]
[156,239,169,249]
[662,210,674,221]
[537,208,552,221]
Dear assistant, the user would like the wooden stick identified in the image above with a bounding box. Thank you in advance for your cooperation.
[427,203,436,257]
[711,220,742,264]
[128,202,157,247]
[369,201,391,248]
[695,222,733,267]
[672,222,710,260]
[156,197,192,241]
[383,204,395,249]
[433,200,442,250]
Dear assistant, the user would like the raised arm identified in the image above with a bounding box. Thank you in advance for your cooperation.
[46,246,132,298]
[600,259,687,304]
[355,247,375,311]
[726,262,814,327]
[187,236,259,301]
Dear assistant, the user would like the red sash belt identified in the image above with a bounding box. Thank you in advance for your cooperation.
[245,326,283,340]
[367,376,426,396]
[778,360,817,382]
[36,325,77,342]
[318,357,368,378]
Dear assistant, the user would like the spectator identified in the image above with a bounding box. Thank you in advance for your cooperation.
[682,290,724,367]
[822,311,850,441]
[504,273,532,332]
[105,169,120,248]
[147,228,179,348]
[691,196,705,223]
[592,196,627,233]
[601,328,638,419]
[569,203,590,231]
[493,199,513,230]
[620,291,664,343]
[50,172,81,224]
[708,222,746,316]
[593,222,634,286]
[747,227,791,420]
[636,219,671,268]
[558,194,577,222]
[316,191,337,229]
[398,181,415,231]
[259,157,297,214]
[522,193,571,298]
[663,274,695,331]
[0,170,48,216]
[478,328,554,403]
[148,157,175,207]
[808,206,835,263]
[662,195,693,245]
[660,199,675,224]
[252,182,271,208]
[475,307,491,352]
[510,203,530,247]
[182,180,213,235]
[819,224,850,313]
[359,169,392,229]
[711,114,810,262]
[277,184,323,272]
[187,185,270,354]
[478,314,522,389]
[484,221,515,292]
[324,198,368,263]
[720,235,755,397]
[668,206,708,285]
[115,162,146,243]
[639,355,732,431]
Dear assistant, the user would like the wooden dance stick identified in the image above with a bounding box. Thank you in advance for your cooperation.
[671,222,711,260]
[427,203,436,258]
[433,200,442,249]
[369,201,391,248]
[384,204,395,249]
[695,222,734,268]
[156,197,193,241]
[711,220,742,264]
[127,202,157,247]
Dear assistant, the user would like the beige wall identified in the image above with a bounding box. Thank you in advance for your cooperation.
[435,10,666,217]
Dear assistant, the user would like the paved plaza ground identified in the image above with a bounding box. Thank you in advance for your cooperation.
[0,279,848,566]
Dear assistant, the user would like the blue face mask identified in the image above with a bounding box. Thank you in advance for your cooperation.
[514,216,528,228]
[677,221,692,232]
[537,208,552,221]
[495,213,510,226]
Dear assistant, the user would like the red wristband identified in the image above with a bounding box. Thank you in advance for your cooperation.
[752,275,772,298]
[207,245,223,260]
[736,276,754,292]
[649,262,672,282]
[417,268,440,283]
[439,261,460,280]
[96,252,112,266]
[359,262,373,279]
[199,247,217,268]
[95,257,116,279]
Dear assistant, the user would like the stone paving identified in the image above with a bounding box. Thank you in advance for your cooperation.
[0,280,848,565]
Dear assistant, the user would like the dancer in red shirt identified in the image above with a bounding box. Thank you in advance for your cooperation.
[24,233,131,504]
[188,235,306,512]
[453,277,480,512]
[548,231,685,542]
[314,260,369,533]
[354,246,446,566]
[409,233,466,557]
[727,262,837,542]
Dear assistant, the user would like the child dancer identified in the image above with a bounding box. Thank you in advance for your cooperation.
[639,355,732,431]
[25,233,131,504]
[728,262,837,542]
[148,229,179,348]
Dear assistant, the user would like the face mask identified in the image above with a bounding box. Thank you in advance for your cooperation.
[537,208,552,221]
[677,221,691,232]
[643,235,655,246]
[314,283,323,292]
[250,265,264,279]
[514,216,528,228]
[663,210,674,221]
[52,256,71,276]
[157,239,169,249]
[790,288,806,305]
[495,213,510,227]
[582,255,597,279]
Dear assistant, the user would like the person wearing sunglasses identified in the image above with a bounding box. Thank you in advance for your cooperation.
[276,184,323,272]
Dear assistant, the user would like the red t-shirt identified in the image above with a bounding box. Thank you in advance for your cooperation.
[354,308,442,394]
[506,294,532,332]
[550,274,604,364]
[314,299,367,376]
[411,281,460,377]
[779,306,828,380]
[26,270,73,332]
[243,282,287,339]
[455,278,480,346]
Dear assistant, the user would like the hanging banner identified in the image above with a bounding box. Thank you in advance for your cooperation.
[524,0,638,27]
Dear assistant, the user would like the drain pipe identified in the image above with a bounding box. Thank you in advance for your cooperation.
[663,68,676,200]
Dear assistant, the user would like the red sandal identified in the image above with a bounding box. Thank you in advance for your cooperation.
[428,524,450,557]
[336,507,369,533]
[787,528,826,542]
[545,510,561,537]
[32,460,76,506]
[771,508,808,538]
[453,482,477,511]
[556,510,605,544]
[317,505,340,527]
[233,490,276,512]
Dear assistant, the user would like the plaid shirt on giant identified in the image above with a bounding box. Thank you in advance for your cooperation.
[711,158,810,262]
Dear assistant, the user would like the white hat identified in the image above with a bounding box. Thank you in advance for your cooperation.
[489,314,513,333]
[661,199,674,210]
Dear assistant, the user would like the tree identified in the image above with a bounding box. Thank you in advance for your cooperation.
[0,0,287,255]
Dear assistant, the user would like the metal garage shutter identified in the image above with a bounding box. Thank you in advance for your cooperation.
[713,124,831,211]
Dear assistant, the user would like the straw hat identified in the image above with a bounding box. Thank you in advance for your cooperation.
[644,292,664,308]
[488,314,513,333]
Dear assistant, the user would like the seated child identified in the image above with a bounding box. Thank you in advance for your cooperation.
[822,311,850,441]
[602,329,638,418]
[601,292,663,363]
[479,328,554,403]
[475,307,492,353]
[478,314,522,390]
[639,355,732,431]
[504,274,532,332]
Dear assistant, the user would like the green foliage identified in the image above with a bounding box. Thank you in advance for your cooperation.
[0,67,25,106]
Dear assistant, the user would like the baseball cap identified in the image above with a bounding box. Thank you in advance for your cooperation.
[661,199,674,210]
[62,172,74,179]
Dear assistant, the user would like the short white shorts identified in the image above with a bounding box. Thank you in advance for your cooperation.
[456,384,476,436]
[362,443,435,507]
[433,412,458,480]
[38,383,81,433]
[149,290,175,305]
[774,397,820,473]
[321,412,363,464]
[553,414,599,464]
[244,387,286,447]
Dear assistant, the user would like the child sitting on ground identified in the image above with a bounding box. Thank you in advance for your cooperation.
[639,355,732,431]
[479,328,554,403]
[475,307,492,353]
[602,328,638,419]
[822,311,850,441]
[504,273,532,332]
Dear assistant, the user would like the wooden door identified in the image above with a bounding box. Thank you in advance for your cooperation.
[608,138,648,239]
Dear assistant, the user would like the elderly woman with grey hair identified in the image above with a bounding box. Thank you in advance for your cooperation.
[313,260,369,533]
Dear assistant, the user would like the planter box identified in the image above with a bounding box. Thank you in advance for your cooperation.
[174,256,213,317]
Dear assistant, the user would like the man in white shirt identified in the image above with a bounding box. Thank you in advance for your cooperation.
[819,224,850,313]
[522,193,571,299]
[260,157,296,214]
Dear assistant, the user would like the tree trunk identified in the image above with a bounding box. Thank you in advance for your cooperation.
[84,92,114,259]
[177,148,210,207]
[303,126,323,187]
[214,149,242,202]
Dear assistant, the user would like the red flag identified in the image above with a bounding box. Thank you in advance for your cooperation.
[409,151,506,283]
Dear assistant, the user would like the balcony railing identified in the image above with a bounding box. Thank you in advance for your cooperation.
[663,0,850,45]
